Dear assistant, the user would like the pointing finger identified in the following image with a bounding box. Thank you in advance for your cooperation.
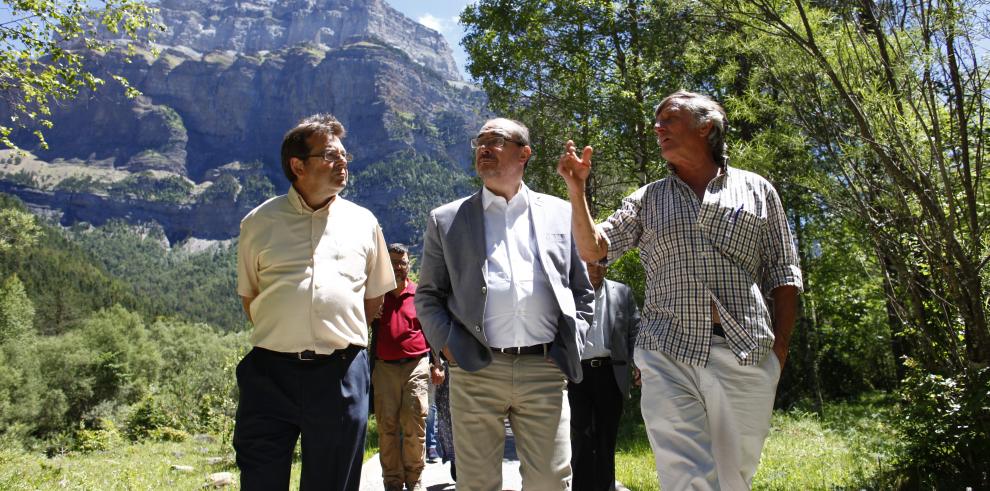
[581,146,594,164]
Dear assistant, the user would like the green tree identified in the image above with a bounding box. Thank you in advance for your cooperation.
[0,206,39,254]
[0,274,33,343]
[0,0,161,149]
[0,273,42,441]
[33,305,161,435]
[707,0,989,482]
[461,0,705,213]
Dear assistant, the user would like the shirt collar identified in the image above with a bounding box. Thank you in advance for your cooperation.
[391,280,417,298]
[481,182,529,211]
[670,164,733,190]
[287,185,336,214]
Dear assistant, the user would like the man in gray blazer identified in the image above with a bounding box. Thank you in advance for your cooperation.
[416,117,594,491]
[569,261,640,491]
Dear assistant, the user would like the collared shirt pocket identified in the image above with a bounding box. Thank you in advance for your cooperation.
[704,202,765,267]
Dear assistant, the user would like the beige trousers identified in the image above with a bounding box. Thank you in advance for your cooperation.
[450,352,572,491]
[636,337,782,491]
[372,356,430,487]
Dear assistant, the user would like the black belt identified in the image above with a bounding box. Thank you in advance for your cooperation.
[254,345,362,361]
[713,323,726,337]
[492,343,549,356]
[582,357,612,368]
[379,353,427,365]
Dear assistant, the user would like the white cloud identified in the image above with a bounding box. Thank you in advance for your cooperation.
[418,13,444,32]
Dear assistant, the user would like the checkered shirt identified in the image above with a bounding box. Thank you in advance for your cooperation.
[600,166,803,367]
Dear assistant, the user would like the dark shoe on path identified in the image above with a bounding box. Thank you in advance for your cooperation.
[427,447,440,463]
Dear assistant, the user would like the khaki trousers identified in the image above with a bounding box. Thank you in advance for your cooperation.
[636,337,782,491]
[450,352,572,491]
[372,356,430,487]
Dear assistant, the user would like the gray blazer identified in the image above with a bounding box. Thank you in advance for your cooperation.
[601,279,641,398]
[415,189,595,382]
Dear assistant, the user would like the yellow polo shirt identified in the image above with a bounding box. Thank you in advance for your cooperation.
[236,186,395,354]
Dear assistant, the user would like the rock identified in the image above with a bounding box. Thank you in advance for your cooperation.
[153,0,462,81]
[192,434,216,443]
[207,471,235,487]
[171,464,195,472]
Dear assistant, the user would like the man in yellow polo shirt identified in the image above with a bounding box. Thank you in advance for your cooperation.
[235,113,395,490]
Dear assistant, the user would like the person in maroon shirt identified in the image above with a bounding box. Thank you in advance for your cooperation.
[372,243,442,491]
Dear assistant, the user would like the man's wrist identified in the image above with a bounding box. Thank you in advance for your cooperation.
[566,185,588,200]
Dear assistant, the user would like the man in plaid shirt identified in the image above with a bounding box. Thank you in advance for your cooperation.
[557,91,803,490]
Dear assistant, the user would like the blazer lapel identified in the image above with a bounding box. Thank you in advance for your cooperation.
[464,191,487,270]
[530,193,563,292]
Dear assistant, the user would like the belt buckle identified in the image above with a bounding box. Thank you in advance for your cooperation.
[589,359,602,368]
[298,350,317,361]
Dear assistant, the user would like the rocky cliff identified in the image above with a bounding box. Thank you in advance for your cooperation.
[154,0,462,81]
[0,0,485,245]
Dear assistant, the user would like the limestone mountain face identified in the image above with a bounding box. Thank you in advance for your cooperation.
[1,0,486,245]
[155,0,462,81]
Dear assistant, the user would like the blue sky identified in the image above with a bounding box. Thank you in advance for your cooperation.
[386,0,474,80]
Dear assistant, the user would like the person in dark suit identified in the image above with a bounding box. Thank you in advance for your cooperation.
[569,261,640,491]
[415,117,594,490]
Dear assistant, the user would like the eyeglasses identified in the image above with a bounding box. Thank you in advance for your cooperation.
[470,136,524,150]
[306,149,354,163]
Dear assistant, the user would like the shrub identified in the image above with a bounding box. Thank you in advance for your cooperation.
[125,394,177,441]
[898,360,990,487]
[148,426,189,442]
[148,319,246,434]
[74,418,122,453]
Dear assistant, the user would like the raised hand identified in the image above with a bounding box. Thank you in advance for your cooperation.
[557,140,594,192]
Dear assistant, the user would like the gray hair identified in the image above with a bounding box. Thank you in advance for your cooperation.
[479,117,532,166]
[480,117,531,147]
[655,91,728,169]
[280,113,346,182]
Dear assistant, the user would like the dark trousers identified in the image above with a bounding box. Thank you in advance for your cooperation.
[233,346,370,491]
[568,363,624,491]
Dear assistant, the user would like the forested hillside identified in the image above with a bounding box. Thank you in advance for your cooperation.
[0,196,244,333]
[0,196,247,454]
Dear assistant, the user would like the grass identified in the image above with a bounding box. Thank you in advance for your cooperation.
[0,418,380,490]
[0,395,902,489]
[613,392,905,490]
[0,439,238,490]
